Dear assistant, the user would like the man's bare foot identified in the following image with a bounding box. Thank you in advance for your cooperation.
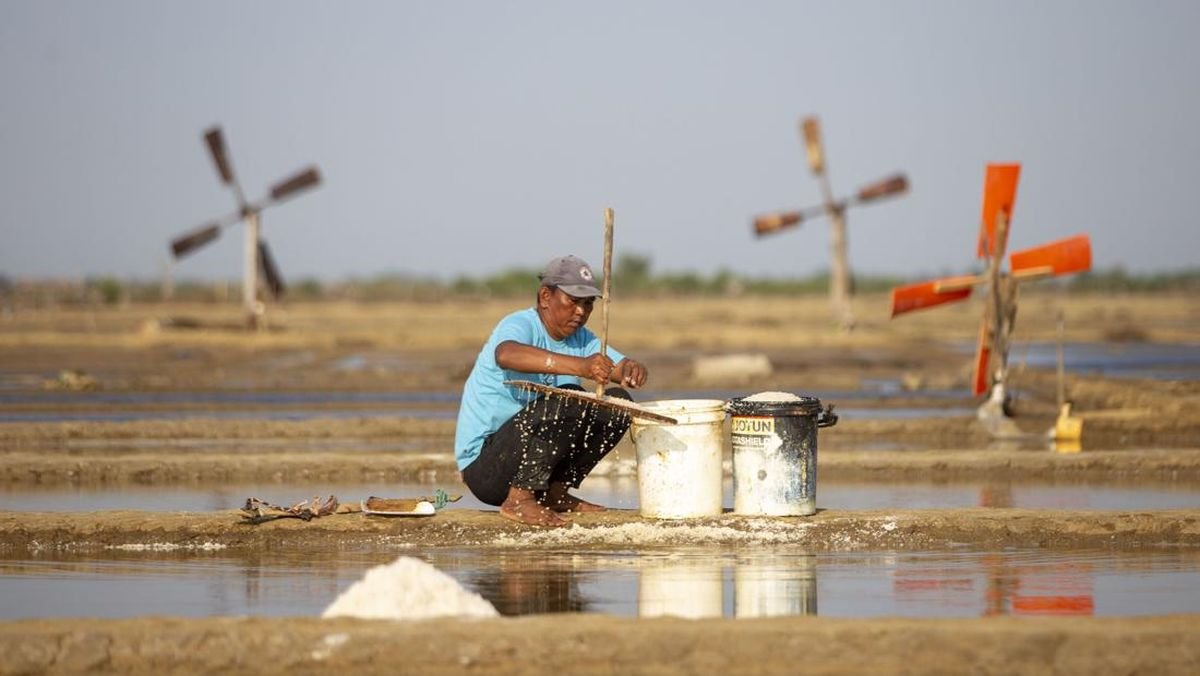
[542,483,606,513]
[500,495,570,528]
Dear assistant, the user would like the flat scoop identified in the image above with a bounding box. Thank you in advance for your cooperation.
[504,380,678,424]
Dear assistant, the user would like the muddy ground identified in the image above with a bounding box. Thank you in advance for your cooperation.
[3,614,1200,675]
[1,293,1199,673]
[3,507,1199,552]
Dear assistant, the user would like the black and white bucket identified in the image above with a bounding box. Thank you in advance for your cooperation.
[725,393,837,516]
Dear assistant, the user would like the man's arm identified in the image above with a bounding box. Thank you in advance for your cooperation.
[495,341,617,384]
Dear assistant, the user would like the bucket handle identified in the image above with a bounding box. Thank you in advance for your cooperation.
[817,404,838,428]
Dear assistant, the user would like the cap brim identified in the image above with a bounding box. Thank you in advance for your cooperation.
[557,284,602,299]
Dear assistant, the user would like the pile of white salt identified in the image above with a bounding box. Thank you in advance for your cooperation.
[321,556,498,620]
[743,390,802,402]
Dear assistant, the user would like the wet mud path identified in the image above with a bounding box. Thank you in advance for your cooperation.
[2,614,1198,675]
[3,508,1199,552]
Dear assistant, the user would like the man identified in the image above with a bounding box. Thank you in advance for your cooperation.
[454,254,649,527]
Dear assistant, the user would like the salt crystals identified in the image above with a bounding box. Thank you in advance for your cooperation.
[322,556,498,620]
[743,391,802,402]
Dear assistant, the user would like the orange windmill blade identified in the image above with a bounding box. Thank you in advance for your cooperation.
[977,163,1021,259]
[890,276,978,317]
[970,317,993,397]
[1011,234,1092,279]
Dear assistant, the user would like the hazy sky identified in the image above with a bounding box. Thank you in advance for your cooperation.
[2,1,1197,282]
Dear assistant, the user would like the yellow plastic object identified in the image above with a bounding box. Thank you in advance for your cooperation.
[1053,403,1083,442]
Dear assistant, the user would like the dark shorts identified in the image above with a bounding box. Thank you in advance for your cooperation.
[461,385,633,506]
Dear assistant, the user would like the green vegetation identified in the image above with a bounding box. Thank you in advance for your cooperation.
[2,260,1197,307]
[1067,268,1200,293]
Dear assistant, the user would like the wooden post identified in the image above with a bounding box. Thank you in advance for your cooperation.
[243,210,260,328]
[597,208,614,397]
[1056,310,1066,409]
[804,116,854,330]
[160,257,174,302]
[988,213,1011,397]
[828,205,853,330]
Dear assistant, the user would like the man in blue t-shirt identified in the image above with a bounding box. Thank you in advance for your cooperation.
[455,254,648,527]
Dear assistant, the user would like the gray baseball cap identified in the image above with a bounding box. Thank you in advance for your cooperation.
[538,255,602,298]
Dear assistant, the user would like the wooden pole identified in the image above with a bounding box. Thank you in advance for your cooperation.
[814,154,853,331]
[243,210,260,329]
[828,204,853,329]
[597,207,614,397]
[1056,310,1066,409]
[986,212,1011,401]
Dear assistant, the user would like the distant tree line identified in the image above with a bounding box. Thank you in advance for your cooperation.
[2,255,1198,308]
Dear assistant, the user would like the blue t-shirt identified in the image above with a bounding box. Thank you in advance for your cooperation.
[454,307,625,470]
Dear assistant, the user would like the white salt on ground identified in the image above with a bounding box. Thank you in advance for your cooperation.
[743,390,802,402]
[493,520,815,547]
[321,556,498,620]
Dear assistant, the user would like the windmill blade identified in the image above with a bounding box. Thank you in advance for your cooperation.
[269,166,321,203]
[752,211,803,237]
[890,276,977,316]
[1010,234,1092,278]
[971,317,992,397]
[800,116,824,174]
[204,127,247,208]
[257,240,286,299]
[170,222,222,259]
[977,163,1021,259]
[855,174,908,203]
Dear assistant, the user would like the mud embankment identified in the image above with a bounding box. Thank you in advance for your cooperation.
[3,508,1198,552]
[3,614,1199,675]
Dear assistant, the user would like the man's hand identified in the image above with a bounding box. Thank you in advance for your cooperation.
[614,358,648,389]
[581,353,617,385]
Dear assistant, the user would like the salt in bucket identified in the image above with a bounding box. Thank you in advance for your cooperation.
[726,392,837,516]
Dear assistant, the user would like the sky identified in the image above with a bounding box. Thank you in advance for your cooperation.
[2,1,1198,283]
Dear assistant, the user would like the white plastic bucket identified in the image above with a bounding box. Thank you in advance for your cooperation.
[629,399,726,519]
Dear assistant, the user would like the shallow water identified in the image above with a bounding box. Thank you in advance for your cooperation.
[0,407,456,423]
[965,341,1200,381]
[3,477,1197,512]
[0,387,953,407]
[0,384,974,425]
[0,405,970,424]
[2,546,1198,620]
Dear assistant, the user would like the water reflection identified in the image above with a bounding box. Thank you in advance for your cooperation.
[459,551,589,616]
[435,549,821,619]
[2,547,1199,620]
[734,553,818,618]
[639,556,725,618]
[982,555,1094,616]
[888,551,1096,618]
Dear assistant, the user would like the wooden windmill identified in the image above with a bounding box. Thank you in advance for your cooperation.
[169,126,321,327]
[753,116,909,329]
[890,163,1092,427]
